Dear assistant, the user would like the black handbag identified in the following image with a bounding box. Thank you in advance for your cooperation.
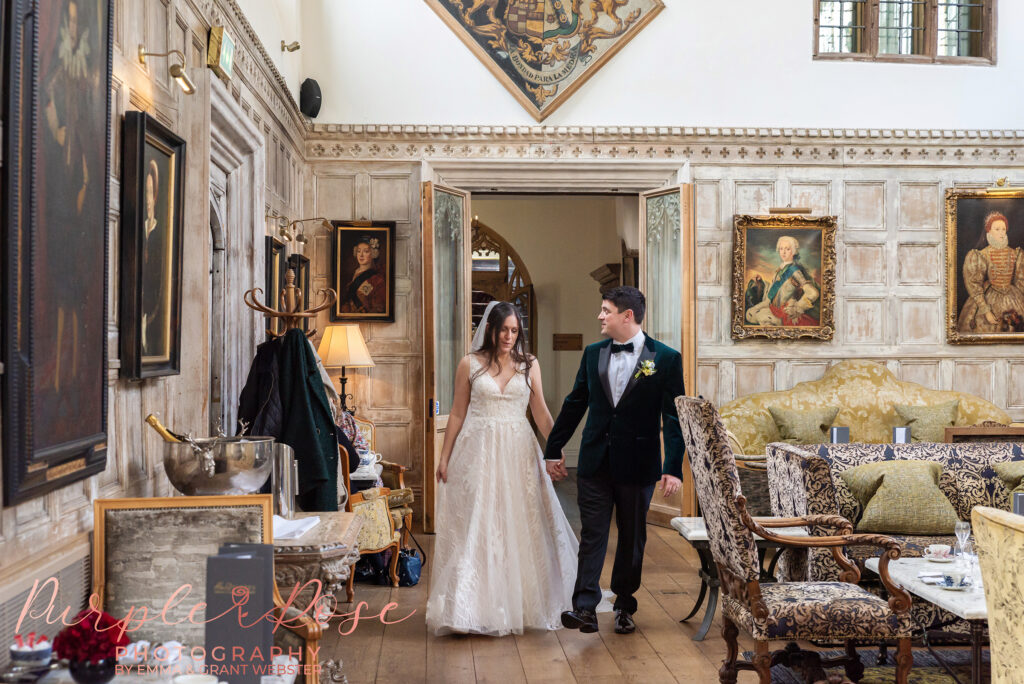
[397,531,426,587]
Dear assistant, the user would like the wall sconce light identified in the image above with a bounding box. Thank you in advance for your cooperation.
[281,41,301,52]
[987,177,1024,196]
[288,217,334,232]
[294,232,308,245]
[138,45,196,95]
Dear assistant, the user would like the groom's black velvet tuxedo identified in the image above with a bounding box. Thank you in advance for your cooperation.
[544,334,686,615]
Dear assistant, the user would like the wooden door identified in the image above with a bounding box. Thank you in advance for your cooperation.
[639,184,698,518]
[421,181,472,532]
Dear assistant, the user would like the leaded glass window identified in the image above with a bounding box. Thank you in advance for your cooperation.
[878,0,927,54]
[818,0,867,53]
[937,1,985,57]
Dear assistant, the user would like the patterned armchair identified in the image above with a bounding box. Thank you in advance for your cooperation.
[344,487,401,600]
[351,415,415,549]
[675,396,914,684]
[973,506,1024,684]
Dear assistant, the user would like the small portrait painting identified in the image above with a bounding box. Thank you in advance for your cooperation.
[731,215,836,340]
[119,112,185,379]
[946,188,1024,343]
[331,222,396,322]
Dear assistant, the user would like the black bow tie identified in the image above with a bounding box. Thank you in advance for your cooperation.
[610,342,634,354]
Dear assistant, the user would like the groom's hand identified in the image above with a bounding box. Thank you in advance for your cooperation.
[545,458,567,481]
[659,474,682,498]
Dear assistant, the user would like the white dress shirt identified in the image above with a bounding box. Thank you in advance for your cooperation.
[608,329,646,406]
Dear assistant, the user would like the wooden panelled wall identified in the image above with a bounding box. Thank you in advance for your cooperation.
[305,127,1024,517]
[0,0,305,586]
[692,167,1024,419]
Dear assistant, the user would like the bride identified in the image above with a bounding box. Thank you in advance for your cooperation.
[426,301,579,636]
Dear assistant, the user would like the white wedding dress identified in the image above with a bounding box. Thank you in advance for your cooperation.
[426,354,579,636]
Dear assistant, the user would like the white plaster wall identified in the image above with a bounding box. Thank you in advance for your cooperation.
[235,0,303,95]
[282,0,1024,128]
[472,195,635,464]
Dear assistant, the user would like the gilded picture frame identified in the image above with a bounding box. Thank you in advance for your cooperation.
[92,495,272,645]
[265,236,286,337]
[731,215,837,340]
[119,112,186,379]
[330,221,396,323]
[945,187,1024,344]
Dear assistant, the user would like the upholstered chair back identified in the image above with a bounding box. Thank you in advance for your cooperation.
[675,396,760,583]
[973,506,1024,684]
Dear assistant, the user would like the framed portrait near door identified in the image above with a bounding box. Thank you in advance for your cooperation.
[945,187,1024,344]
[287,253,311,331]
[730,214,837,340]
[119,112,186,379]
[330,221,396,322]
[265,237,287,336]
[2,0,115,504]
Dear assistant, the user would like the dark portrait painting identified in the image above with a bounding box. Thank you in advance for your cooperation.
[2,0,114,504]
[731,215,836,340]
[946,189,1024,344]
[331,221,395,322]
[119,112,185,378]
[265,236,286,337]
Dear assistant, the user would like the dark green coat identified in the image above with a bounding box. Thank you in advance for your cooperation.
[544,335,686,485]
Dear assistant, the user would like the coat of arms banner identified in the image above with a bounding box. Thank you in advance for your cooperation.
[426,0,664,121]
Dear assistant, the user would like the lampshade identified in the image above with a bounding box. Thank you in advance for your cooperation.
[317,325,375,368]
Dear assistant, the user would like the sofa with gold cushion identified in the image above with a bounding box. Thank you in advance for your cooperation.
[770,440,1024,641]
[720,359,1011,457]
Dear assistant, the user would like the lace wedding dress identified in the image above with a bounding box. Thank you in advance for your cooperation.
[426,355,579,636]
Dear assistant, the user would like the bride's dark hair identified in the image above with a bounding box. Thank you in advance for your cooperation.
[471,302,532,387]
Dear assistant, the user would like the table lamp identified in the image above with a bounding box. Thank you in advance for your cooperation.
[317,324,375,414]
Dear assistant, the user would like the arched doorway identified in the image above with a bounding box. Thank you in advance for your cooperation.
[471,218,536,354]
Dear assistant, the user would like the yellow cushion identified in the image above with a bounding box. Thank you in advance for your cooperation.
[840,460,959,534]
[993,461,1024,495]
[720,360,1011,455]
[894,400,959,443]
[767,405,840,445]
[352,492,396,551]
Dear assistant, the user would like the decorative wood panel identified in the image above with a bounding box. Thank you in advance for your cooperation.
[696,181,720,229]
[788,361,830,387]
[790,182,831,215]
[369,175,413,221]
[697,363,720,407]
[954,362,996,403]
[897,243,941,285]
[844,243,887,285]
[734,182,774,214]
[844,182,886,230]
[315,175,357,221]
[898,299,941,345]
[734,362,775,399]
[843,299,887,345]
[696,242,720,284]
[899,361,941,391]
[899,182,941,230]
[1008,362,1024,410]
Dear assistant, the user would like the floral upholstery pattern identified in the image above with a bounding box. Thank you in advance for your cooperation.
[674,396,760,583]
[973,506,1024,684]
[676,395,913,654]
[351,487,401,552]
[722,360,1010,456]
[721,582,914,641]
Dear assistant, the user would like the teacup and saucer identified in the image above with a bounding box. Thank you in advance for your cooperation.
[923,543,954,563]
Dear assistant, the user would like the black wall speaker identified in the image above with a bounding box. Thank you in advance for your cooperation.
[300,78,322,118]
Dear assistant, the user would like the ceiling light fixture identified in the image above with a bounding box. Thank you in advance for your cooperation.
[138,45,195,95]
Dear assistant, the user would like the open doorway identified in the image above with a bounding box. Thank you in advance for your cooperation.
[471,194,640,471]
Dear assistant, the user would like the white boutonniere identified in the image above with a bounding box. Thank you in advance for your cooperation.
[635,360,657,380]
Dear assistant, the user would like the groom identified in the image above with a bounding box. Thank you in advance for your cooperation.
[544,286,685,635]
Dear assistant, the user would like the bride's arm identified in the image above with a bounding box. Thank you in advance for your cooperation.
[436,355,472,483]
[527,359,556,440]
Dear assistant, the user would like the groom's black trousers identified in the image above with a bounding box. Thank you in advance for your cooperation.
[573,459,656,615]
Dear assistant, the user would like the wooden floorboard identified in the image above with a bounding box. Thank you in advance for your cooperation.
[315,475,832,682]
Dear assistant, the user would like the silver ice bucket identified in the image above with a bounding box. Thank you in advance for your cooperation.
[163,436,275,496]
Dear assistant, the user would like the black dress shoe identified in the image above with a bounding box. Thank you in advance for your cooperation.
[561,608,599,633]
[614,609,636,634]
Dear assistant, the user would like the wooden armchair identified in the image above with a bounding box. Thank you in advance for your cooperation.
[352,415,414,548]
[344,487,401,600]
[675,396,915,684]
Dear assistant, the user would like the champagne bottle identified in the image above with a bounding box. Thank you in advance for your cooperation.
[145,414,184,443]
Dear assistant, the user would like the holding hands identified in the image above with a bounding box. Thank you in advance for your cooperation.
[546,454,568,482]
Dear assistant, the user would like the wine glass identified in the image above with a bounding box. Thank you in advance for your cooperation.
[955,521,971,557]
